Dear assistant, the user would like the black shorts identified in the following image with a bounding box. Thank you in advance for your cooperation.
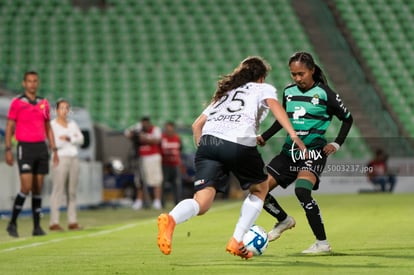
[17,142,49,174]
[194,135,267,193]
[266,148,327,191]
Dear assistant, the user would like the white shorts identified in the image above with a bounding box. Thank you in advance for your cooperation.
[141,154,163,187]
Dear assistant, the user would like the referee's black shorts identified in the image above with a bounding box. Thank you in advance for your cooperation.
[16,142,49,174]
[194,135,267,193]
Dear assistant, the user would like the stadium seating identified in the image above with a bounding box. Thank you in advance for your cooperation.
[333,0,414,136]
[0,0,369,159]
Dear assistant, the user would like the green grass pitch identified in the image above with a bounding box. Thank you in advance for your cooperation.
[0,193,413,275]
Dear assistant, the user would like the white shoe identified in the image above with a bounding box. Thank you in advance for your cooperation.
[268,216,296,242]
[132,200,143,210]
[302,242,332,254]
[153,200,162,210]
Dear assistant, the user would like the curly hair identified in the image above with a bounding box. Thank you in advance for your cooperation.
[212,56,271,103]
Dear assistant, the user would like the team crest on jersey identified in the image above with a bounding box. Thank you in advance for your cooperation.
[311,94,319,105]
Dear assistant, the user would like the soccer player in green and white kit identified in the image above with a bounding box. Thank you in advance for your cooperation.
[256,52,353,254]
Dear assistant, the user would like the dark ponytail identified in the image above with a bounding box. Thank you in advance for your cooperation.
[313,64,327,85]
[212,56,271,103]
[288,51,327,85]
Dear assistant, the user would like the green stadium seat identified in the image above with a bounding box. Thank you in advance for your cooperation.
[334,0,414,137]
[0,0,371,159]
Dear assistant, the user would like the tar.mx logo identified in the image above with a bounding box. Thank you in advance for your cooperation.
[290,140,323,163]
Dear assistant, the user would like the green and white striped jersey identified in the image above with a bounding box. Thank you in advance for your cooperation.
[281,82,351,154]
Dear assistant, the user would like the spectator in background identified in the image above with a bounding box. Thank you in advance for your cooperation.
[5,71,59,237]
[125,116,163,210]
[180,152,196,199]
[161,121,182,207]
[49,99,84,231]
[366,148,397,192]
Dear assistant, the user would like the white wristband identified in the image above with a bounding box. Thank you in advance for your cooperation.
[329,142,340,151]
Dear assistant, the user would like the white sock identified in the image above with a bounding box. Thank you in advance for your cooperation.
[169,199,200,225]
[233,194,264,242]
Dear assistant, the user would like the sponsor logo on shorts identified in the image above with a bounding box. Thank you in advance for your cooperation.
[21,163,31,171]
[194,179,205,186]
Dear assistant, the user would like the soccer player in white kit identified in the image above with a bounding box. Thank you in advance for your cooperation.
[157,56,306,259]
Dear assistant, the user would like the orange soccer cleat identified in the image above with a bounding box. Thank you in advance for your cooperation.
[226,237,253,260]
[157,213,176,255]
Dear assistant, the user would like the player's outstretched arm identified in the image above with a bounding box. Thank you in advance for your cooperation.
[323,114,353,156]
[266,98,307,153]
[260,120,283,144]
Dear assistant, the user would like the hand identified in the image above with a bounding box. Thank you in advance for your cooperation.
[59,135,70,142]
[125,132,132,139]
[52,152,59,167]
[291,136,308,159]
[5,150,13,166]
[194,136,201,148]
[256,135,266,147]
[139,133,148,143]
[323,143,337,156]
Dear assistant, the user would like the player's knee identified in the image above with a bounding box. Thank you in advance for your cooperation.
[249,181,269,200]
[267,175,278,191]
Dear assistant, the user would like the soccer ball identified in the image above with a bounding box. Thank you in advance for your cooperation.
[242,225,269,256]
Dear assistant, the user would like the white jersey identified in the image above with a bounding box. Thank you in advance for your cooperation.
[51,119,84,157]
[201,82,277,146]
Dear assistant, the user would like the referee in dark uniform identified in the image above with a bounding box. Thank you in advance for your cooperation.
[5,71,59,237]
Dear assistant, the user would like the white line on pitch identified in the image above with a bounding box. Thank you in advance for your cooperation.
[0,222,146,253]
[0,201,241,253]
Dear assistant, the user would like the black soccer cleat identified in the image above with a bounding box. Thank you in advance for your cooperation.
[32,226,46,236]
[7,223,19,238]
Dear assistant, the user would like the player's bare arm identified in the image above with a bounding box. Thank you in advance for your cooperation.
[266,98,307,154]
[192,113,207,147]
